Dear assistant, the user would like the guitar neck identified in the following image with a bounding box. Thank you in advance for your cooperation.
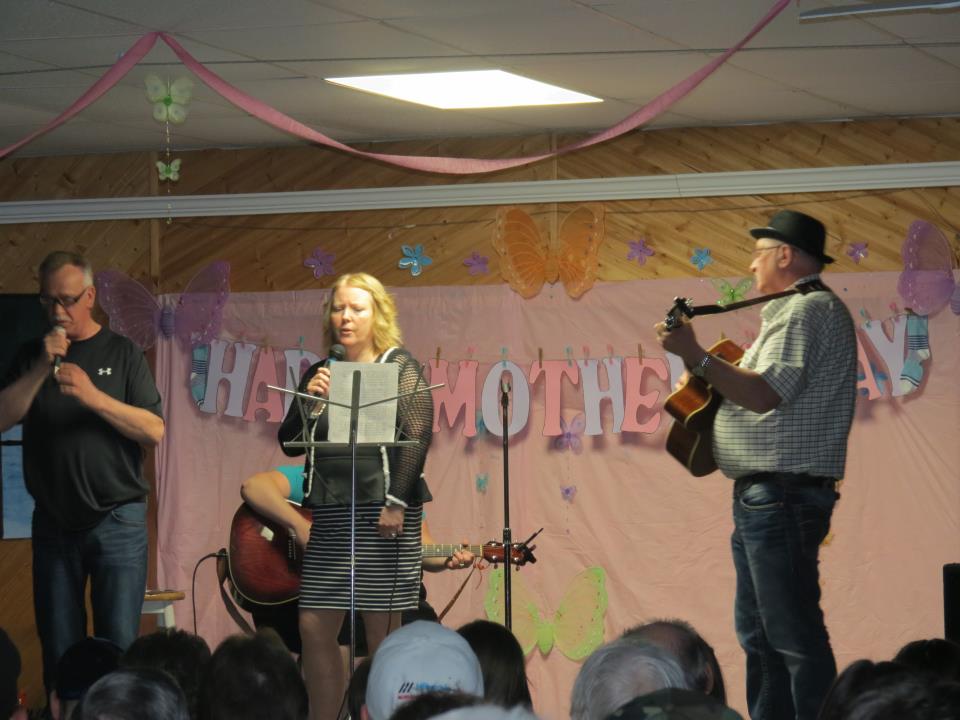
[421,543,482,558]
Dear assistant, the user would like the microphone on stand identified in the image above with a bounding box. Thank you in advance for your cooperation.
[310,343,345,418]
[52,325,66,375]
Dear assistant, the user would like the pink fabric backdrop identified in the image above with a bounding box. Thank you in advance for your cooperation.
[155,273,960,719]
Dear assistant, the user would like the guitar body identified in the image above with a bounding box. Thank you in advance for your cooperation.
[228,502,311,606]
[664,338,744,477]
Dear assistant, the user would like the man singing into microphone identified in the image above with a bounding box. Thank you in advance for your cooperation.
[0,251,164,701]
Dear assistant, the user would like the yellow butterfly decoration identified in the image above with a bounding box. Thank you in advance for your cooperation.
[156,159,181,182]
[493,205,605,299]
[484,566,607,661]
[145,74,194,125]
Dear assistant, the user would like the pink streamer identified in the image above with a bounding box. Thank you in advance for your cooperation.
[0,33,159,160]
[1,0,790,173]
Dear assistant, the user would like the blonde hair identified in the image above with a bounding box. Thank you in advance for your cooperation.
[323,273,402,355]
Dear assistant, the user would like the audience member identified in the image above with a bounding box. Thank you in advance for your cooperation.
[388,691,478,720]
[364,621,484,720]
[431,705,540,720]
[457,620,532,709]
[893,638,960,683]
[0,629,26,720]
[50,637,122,720]
[75,668,188,720]
[120,628,211,720]
[604,688,743,720]
[621,619,726,703]
[199,629,308,720]
[570,638,693,720]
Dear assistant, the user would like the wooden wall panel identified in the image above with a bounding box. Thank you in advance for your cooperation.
[1,117,958,712]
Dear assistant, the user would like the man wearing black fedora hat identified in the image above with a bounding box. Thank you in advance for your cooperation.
[655,209,858,720]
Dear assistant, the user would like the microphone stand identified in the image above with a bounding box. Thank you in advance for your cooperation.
[500,377,513,630]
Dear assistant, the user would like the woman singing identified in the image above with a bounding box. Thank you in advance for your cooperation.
[278,273,433,720]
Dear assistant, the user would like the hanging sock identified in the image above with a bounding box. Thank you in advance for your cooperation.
[900,314,930,393]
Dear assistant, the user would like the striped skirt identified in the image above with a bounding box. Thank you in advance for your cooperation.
[300,503,423,611]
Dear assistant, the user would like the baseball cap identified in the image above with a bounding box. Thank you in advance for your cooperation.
[365,621,484,720]
[56,637,123,701]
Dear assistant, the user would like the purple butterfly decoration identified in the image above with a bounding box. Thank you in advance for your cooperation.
[627,238,654,265]
[560,485,577,503]
[463,251,489,276]
[554,413,586,453]
[847,242,868,264]
[94,262,230,351]
[897,220,960,316]
[304,247,335,279]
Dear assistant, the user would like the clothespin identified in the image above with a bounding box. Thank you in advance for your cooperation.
[606,344,614,364]
[466,345,476,359]
[435,346,442,368]
[500,347,508,368]
[565,346,574,367]
[582,345,591,363]
[297,336,305,357]
[719,330,727,341]
[859,308,872,328]
[637,343,643,362]
[538,347,543,368]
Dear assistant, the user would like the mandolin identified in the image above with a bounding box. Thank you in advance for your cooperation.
[227,501,536,607]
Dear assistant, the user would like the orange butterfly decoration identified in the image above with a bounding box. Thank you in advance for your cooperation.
[493,205,605,299]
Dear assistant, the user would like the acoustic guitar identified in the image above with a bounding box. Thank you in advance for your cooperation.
[228,501,536,607]
[661,297,745,477]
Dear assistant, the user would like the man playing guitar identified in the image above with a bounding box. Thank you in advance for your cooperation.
[654,210,858,720]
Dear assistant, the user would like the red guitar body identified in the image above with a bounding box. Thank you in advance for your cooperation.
[228,502,310,606]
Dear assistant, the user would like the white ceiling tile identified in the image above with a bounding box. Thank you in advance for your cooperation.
[0,1,138,40]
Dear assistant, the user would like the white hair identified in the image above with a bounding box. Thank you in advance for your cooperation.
[570,639,694,720]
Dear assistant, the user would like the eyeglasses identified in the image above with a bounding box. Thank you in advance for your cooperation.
[752,244,784,259]
[39,287,90,310]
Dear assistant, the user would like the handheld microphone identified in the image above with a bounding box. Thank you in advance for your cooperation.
[309,344,346,418]
[52,325,66,375]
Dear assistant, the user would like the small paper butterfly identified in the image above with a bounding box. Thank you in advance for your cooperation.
[398,244,432,277]
[463,251,489,276]
[561,485,577,503]
[304,247,336,279]
[554,413,585,453]
[145,75,193,125]
[156,159,181,182]
[475,473,489,493]
[847,242,868,264]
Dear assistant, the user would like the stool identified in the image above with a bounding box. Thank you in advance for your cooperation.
[142,589,186,629]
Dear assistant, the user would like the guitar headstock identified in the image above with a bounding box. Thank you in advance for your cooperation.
[480,541,537,567]
[664,297,694,330]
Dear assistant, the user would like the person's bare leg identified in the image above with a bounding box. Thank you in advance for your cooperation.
[360,610,402,658]
[301,608,347,720]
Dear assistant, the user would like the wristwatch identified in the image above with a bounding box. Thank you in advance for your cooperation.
[690,353,713,379]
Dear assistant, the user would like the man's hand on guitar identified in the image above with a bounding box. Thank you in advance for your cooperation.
[655,319,704,367]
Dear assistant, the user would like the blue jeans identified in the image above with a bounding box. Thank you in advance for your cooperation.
[731,474,838,720]
[32,502,148,691]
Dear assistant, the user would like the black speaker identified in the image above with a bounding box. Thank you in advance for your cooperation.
[945,563,960,643]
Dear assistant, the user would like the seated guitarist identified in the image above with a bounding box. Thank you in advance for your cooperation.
[654,210,858,720]
[238,467,474,654]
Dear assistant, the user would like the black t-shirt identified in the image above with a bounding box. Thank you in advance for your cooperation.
[3,327,163,530]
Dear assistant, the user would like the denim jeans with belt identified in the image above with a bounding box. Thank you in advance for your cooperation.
[31,502,148,691]
[731,472,838,720]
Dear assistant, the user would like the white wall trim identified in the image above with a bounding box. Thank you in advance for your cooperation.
[1,161,957,225]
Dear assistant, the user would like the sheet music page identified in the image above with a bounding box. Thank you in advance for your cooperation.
[327,362,399,443]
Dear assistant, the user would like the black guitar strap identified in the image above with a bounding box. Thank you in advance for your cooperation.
[675,278,830,321]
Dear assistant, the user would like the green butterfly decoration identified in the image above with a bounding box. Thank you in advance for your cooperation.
[484,566,607,661]
[712,277,753,307]
[156,159,182,182]
[145,74,194,125]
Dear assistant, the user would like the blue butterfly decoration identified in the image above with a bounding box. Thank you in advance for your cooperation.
[398,244,433,277]
[690,248,713,272]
